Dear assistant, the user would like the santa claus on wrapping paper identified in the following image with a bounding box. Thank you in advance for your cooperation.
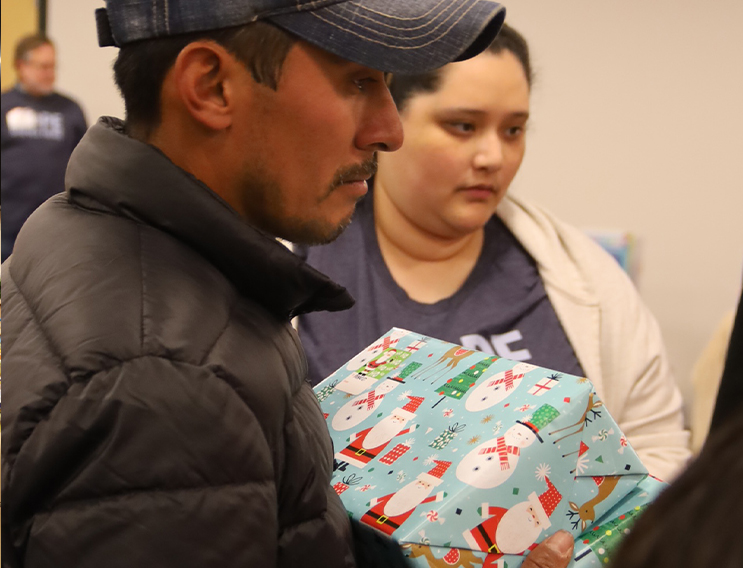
[361,460,451,536]
[334,329,413,395]
[464,363,535,412]
[335,396,423,469]
[463,476,563,560]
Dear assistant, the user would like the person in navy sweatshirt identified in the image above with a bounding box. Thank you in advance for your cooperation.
[1,34,87,261]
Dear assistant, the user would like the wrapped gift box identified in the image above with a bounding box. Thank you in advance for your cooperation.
[314,328,667,567]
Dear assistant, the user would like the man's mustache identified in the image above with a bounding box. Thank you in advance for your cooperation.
[330,156,378,190]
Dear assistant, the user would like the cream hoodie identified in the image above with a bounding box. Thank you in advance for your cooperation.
[498,194,691,481]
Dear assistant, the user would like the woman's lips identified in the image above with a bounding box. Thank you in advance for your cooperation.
[460,184,496,199]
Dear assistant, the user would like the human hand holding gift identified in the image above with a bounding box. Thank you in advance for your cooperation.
[315,329,667,568]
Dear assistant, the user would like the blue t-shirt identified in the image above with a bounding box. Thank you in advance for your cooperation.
[296,192,584,385]
[1,86,87,261]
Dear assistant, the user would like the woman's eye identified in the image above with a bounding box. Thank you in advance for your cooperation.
[506,125,525,138]
[448,122,475,134]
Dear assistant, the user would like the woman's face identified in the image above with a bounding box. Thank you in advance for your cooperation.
[376,50,530,239]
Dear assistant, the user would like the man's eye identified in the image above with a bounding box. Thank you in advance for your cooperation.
[354,78,376,91]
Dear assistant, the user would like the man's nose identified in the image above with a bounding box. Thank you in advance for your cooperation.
[472,130,503,171]
[355,88,404,153]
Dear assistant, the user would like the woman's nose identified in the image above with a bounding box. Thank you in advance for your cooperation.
[472,131,503,171]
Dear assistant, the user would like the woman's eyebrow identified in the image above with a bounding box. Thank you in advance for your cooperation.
[438,107,530,119]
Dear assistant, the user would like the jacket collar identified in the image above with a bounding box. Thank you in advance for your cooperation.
[65,117,354,319]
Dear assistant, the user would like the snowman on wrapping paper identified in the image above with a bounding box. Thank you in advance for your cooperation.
[463,475,563,557]
[361,460,451,536]
[456,404,560,489]
[464,363,536,412]
[331,378,406,432]
[335,396,423,470]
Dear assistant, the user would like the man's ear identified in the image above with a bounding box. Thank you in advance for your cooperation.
[170,41,240,131]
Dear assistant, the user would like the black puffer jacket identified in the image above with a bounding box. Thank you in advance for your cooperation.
[1,118,357,568]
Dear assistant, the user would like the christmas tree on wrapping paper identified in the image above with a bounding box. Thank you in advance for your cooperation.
[575,504,648,564]
[396,362,422,380]
[436,356,499,400]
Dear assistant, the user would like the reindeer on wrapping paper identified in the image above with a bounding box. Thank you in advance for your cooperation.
[549,392,603,445]
[566,475,621,531]
[402,543,482,568]
[411,345,475,383]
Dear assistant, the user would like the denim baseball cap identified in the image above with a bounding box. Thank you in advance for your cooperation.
[96,0,506,74]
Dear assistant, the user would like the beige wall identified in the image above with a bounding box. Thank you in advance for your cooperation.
[1,0,39,90]
[48,1,743,424]
[503,2,743,420]
[48,0,123,125]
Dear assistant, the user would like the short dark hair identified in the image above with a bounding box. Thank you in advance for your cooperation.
[388,23,532,112]
[113,21,295,136]
[14,34,54,65]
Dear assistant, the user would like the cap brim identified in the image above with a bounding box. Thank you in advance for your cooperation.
[268,0,506,74]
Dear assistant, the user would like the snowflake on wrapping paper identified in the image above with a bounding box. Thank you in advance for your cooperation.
[424,454,440,466]
[403,438,416,447]
[492,421,504,436]
[397,389,413,401]
[357,484,376,492]
[397,470,407,483]
[467,435,481,445]
[517,404,534,413]
[535,463,551,481]
[521,414,533,423]
[574,453,590,474]
[481,414,494,424]
[443,408,454,418]
[577,377,590,384]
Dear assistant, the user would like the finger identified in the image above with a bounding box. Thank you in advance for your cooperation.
[521,530,574,568]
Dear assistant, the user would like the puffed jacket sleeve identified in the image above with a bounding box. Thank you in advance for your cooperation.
[3,356,279,568]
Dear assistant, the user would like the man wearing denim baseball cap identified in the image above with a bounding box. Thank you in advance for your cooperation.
[2,2,570,567]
